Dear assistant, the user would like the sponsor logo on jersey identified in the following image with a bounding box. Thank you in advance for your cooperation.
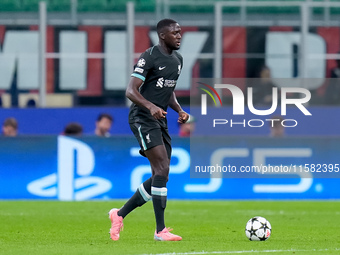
[156,77,164,88]
[159,66,166,70]
[134,67,144,73]
[164,79,177,87]
[137,58,146,67]
[156,77,177,88]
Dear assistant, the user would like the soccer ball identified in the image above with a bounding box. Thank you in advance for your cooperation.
[245,216,271,241]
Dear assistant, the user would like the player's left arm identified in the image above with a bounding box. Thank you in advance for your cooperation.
[169,92,189,124]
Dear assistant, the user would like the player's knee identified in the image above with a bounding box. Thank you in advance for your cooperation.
[150,157,169,176]
[155,168,169,177]
[153,163,169,177]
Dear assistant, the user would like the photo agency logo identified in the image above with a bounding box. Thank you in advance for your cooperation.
[198,82,312,128]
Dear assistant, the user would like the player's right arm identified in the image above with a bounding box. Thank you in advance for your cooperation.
[126,77,167,120]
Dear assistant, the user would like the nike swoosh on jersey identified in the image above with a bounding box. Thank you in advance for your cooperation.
[159,66,166,70]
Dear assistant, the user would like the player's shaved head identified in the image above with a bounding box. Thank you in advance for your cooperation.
[156,19,178,35]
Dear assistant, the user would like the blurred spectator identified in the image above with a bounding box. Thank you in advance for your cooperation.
[179,115,195,137]
[95,113,113,137]
[325,54,340,105]
[63,122,83,136]
[2,117,18,137]
[269,116,285,137]
[26,99,37,108]
[251,66,278,106]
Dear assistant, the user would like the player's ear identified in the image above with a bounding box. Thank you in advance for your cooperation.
[159,32,165,40]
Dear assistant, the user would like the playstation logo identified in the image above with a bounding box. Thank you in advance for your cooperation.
[27,136,112,201]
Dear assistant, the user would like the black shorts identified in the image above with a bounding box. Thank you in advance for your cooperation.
[129,121,172,159]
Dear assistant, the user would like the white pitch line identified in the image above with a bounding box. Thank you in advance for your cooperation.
[142,248,340,255]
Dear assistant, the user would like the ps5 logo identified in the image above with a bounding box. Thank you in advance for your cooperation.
[27,136,112,201]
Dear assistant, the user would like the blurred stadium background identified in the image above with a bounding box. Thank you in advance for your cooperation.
[1,0,340,201]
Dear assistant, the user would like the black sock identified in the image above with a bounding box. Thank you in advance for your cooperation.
[151,175,168,233]
[118,177,152,218]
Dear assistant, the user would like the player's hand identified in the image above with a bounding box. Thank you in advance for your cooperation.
[149,105,167,119]
[178,110,189,124]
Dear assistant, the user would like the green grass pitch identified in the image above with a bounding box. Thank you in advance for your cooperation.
[1,200,339,255]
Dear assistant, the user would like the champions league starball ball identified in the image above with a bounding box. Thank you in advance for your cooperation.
[245,216,271,241]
